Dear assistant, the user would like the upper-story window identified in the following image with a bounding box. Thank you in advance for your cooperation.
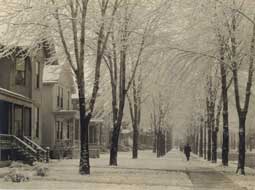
[67,91,70,110]
[57,86,64,108]
[15,58,26,85]
[35,61,40,88]
[67,120,70,139]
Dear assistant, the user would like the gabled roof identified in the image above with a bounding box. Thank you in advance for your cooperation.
[43,64,62,83]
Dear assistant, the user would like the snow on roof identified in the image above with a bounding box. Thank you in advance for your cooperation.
[43,64,62,83]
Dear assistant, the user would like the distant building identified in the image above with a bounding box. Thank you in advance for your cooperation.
[139,129,153,150]
[107,121,132,151]
[119,128,132,148]
[71,93,106,157]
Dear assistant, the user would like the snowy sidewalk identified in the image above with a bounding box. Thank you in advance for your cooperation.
[0,149,250,190]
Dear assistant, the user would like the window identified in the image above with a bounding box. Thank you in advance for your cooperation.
[67,91,70,110]
[56,121,60,139]
[15,58,26,85]
[57,87,60,107]
[35,61,40,88]
[89,125,97,144]
[61,88,63,108]
[57,86,64,108]
[35,107,39,138]
[56,121,63,140]
[75,119,79,140]
[67,120,70,139]
[60,122,63,139]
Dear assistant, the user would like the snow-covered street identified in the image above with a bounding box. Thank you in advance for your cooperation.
[1,149,254,190]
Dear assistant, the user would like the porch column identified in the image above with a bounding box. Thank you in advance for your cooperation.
[72,118,75,146]
[22,106,25,137]
[95,126,99,145]
[9,104,14,134]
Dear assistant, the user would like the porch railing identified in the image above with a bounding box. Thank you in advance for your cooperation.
[23,136,47,161]
[0,134,13,149]
[13,135,37,157]
[0,134,48,163]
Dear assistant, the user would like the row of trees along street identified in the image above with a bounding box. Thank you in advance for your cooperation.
[150,93,173,157]
[0,0,255,176]
[181,0,255,175]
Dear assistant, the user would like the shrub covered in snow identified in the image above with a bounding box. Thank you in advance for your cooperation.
[9,161,32,170]
[9,161,25,168]
[4,169,30,183]
[33,164,49,176]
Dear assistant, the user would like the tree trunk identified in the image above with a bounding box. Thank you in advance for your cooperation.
[199,124,203,157]
[207,124,212,161]
[109,123,121,165]
[219,41,229,166]
[163,132,166,155]
[109,90,126,165]
[132,128,139,159]
[211,100,217,163]
[204,124,207,160]
[78,81,90,175]
[236,113,246,175]
[195,131,199,155]
[153,128,157,153]
[157,130,160,157]
[211,129,217,163]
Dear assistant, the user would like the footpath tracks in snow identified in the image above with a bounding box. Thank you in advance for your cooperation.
[163,149,246,190]
[184,156,245,190]
[0,149,248,190]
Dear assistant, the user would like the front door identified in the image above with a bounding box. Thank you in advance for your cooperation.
[14,105,23,137]
[23,108,31,137]
[0,100,9,134]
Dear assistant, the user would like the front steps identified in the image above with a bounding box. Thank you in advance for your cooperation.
[0,134,47,165]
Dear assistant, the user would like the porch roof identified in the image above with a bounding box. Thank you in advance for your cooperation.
[0,87,32,108]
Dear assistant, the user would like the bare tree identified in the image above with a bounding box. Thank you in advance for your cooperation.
[127,69,142,159]
[103,0,166,165]
[230,10,255,175]
[51,0,120,174]
[150,93,170,157]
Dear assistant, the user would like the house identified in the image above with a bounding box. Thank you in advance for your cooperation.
[41,63,79,158]
[119,128,132,148]
[0,46,47,165]
[114,121,132,151]
[139,129,153,150]
[72,93,106,157]
[41,63,105,158]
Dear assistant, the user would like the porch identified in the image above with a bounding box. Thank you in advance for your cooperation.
[51,113,104,159]
[0,88,46,164]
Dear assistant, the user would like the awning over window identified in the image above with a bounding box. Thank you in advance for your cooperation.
[0,87,32,108]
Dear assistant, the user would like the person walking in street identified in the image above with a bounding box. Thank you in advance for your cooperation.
[184,143,191,161]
